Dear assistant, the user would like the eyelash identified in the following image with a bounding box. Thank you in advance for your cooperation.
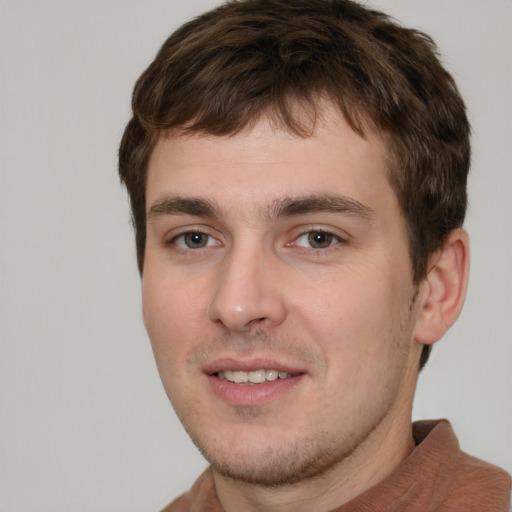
[169,231,219,250]
[290,228,346,251]
[168,227,346,253]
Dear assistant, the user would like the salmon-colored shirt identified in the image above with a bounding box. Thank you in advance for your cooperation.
[162,420,511,512]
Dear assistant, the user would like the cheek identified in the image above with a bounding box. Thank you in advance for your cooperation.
[142,270,198,359]
[292,266,407,369]
[295,270,386,337]
[141,273,203,400]
[143,263,208,323]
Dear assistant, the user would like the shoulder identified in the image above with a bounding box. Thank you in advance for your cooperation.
[160,469,222,512]
[443,450,511,512]
[412,420,511,511]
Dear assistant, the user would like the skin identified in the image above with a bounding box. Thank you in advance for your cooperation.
[142,107,469,512]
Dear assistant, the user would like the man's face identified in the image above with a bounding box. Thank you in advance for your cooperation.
[142,108,423,486]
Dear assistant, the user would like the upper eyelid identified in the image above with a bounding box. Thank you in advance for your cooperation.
[164,225,221,242]
[170,230,209,240]
[294,225,351,241]
[296,230,342,240]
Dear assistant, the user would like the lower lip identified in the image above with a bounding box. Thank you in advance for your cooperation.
[206,374,304,406]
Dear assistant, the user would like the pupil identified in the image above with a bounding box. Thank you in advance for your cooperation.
[186,233,206,248]
[309,231,332,248]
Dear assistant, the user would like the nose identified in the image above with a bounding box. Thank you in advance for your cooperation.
[208,244,287,332]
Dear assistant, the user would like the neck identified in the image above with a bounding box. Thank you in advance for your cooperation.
[212,408,416,512]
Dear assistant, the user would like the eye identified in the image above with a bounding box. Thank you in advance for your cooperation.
[173,231,219,249]
[294,230,340,249]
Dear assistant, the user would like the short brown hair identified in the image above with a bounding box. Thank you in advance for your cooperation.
[119,0,470,368]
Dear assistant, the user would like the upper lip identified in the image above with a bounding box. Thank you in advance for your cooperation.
[202,357,307,376]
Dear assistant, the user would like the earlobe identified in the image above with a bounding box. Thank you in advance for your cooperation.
[413,229,470,345]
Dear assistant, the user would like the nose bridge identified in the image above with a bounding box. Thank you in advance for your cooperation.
[208,239,286,331]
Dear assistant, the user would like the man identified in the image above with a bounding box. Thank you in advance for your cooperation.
[118,0,511,510]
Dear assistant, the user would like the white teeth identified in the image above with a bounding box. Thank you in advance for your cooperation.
[217,369,293,384]
[265,369,279,381]
[232,371,248,383]
[248,369,266,383]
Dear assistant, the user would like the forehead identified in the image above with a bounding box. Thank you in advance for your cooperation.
[145,106,393,216]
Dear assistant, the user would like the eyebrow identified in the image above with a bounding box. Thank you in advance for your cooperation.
[147,194,374,222]
[269,194,374,221]
[147,196,220,221]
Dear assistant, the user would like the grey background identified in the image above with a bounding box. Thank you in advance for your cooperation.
[1,1,511,510]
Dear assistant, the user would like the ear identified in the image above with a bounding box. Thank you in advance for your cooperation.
[413,229,470,345]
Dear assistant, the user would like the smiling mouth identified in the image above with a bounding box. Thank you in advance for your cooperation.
[216,369,295,384]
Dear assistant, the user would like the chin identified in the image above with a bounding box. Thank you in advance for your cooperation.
[190,429,358,487]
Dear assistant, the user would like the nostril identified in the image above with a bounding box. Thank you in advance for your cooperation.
[249,317,268,326]
[207,269,287,330]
